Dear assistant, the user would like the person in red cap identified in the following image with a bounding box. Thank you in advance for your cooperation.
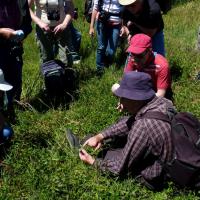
[123,33,172,99]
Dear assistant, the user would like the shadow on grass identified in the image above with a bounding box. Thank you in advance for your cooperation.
[19,131,54,149]
[27,89,79,113]
[170,61,183,82]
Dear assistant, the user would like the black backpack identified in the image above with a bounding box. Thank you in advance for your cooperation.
[156,0,172,14]
[41,60,77,97]
[143,109,200,188]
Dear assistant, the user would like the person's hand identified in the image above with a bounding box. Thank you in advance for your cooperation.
[38,21,51,32]
[116,102,123,112]
[53,23,66,35]
[120,25,129,37]
[83,134,103,150]
[120,26,126,37]
[0,28,15,40]
[89,27,95,37]
[79,149,95,165]
[127,34,132,44]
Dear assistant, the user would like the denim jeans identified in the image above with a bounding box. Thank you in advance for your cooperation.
[152,30,165,57]
[96,21,120,70]
[68,23,81,53]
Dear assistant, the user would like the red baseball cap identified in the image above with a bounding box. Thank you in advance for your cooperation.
[127,34,152,54]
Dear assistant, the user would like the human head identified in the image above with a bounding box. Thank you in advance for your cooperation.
[112,72,155,114]
[127,34,153,67]
[119,0,143,14]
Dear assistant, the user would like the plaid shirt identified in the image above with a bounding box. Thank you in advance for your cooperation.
[95,97,174,181]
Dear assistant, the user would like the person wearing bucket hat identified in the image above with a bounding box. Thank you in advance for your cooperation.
[119,0,165,56]
[79,71,175,190]
[123,34,172,100]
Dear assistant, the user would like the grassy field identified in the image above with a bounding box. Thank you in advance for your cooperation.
[0,0,200,199]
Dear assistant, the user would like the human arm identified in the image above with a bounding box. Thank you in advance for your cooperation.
[89,9,98,36]
[92,121,148,175]
[28,0,51,32]
[0,28,16,40]
[156,55,171,97]
[156,89,166,97]
[82,116,131,149]
[53,0,74,34]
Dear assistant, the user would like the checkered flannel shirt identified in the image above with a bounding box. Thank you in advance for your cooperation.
[95,97,174,181]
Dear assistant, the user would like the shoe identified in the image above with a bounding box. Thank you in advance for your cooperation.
[66,129,80,149]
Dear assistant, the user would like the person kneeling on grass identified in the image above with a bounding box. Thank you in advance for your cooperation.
[122,33,172,99]
[67,71,174,190]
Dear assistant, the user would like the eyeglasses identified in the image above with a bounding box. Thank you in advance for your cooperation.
[130,50,148,60]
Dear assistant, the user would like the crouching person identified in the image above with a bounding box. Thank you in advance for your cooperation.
[0,69,14,146]
[79,72,174,190]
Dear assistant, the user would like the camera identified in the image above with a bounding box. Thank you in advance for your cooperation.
[99,11,110,23]
[47,9,60,21]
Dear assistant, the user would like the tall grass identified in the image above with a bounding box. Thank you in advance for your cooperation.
[0,0,200,199]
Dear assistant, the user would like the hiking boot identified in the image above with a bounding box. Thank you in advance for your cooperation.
[66,129,80,149]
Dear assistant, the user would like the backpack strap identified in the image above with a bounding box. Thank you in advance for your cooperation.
[141,111,171,124]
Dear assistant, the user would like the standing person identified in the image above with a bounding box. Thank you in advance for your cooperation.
[28,0,75,67]
[119,0,165,56]
[112,33,172,101]
[89,0,123,76]
[0,0,32,113]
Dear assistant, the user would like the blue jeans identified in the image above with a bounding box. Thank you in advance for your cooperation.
[96,21,120,70]
[152,30,165,57]
[68,23,81,53]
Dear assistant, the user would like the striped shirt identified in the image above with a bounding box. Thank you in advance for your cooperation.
[93,0,123,23]
[95,97,174,181]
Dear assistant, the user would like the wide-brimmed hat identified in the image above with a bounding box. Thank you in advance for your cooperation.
[112,72,155,100]
[119,0,137,6]
[127,34,152,54]
[0,69,13,91]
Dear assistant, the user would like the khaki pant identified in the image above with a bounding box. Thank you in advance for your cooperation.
[36,25,75,67]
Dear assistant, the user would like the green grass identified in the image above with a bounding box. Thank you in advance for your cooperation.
[0,0,200,199]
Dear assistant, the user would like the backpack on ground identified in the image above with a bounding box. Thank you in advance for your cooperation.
[143,109,200,188]
[156,0,172,14]
[41,60,77,97]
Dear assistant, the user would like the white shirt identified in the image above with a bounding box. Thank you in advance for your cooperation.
[34,0,72,27]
